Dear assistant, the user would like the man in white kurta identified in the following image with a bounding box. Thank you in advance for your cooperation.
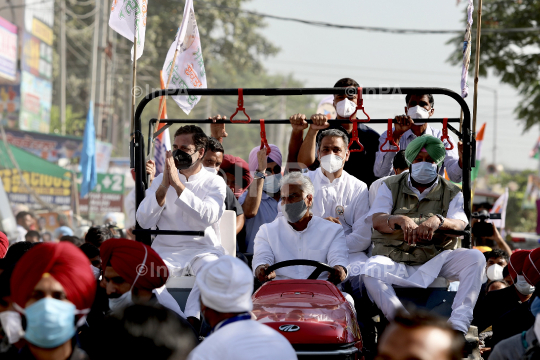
[187,256,297,360]
[136,126,226,319]
[373,94,462,183]
[363,135,485,335]
[277,128,371,268]
[253,172,348,284]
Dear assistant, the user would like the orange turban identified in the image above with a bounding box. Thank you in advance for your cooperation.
[100,239,169,290]
[11,242,96,310]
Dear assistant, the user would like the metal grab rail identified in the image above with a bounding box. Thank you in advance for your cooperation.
[133,87,474,247]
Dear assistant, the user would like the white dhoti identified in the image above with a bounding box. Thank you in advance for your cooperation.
[363,248,485,334]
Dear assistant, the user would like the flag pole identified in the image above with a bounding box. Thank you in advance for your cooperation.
[130,33,137,140]
[472,0,482,135]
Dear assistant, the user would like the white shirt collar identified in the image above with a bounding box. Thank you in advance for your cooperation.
[403,124,435,140]
[315,167,344,185]
[178,164,205,182]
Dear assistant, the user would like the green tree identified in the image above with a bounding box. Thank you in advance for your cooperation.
[49,105,86,137]
[447,1,540,130]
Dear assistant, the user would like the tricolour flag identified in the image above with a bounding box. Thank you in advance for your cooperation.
[154,71,171,176]
[80,101,97,197]
[109,0,148,61]
[471,122,486,181]
[490,187,509,232]
[161,0,206,114]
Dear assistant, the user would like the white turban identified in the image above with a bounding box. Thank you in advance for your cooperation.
[196,256,253,313]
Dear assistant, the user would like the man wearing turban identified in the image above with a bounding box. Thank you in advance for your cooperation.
[10,242,96,359]
[100,238,185,318]
[374,93,463,183]
[363,135,485,337]
[187,256,297,360]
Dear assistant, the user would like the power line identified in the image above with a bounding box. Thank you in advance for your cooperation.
[198,3,540,35]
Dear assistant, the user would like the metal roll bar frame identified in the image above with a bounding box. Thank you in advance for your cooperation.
[132,87,474,247]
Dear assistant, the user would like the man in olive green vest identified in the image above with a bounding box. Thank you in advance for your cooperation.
[363,135,485,336]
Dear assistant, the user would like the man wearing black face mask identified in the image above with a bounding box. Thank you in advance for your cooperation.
[136,125,227,321]
[363,135,485,340]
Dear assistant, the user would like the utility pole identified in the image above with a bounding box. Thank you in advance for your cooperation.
[479,85,498,165]
[89,0,101,128]
[96,0,108,140]
[60,0,66,135]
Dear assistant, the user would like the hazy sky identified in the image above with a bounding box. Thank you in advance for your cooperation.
[245,0,539,172]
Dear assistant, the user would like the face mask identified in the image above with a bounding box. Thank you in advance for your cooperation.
[23,298,79,349]
[263,174,282,194]
[531,297,540,317]
[515,275,536,296]
[0,311,24,344]
[335,98,357,118]
[411,162,438,185]
[204,166,218,175]
[407,105,430,125]
[487,264,504,281]
[320,154,344,174]
[109,291,133,313]
[91,265,101,281]
[283,198,308,223]
[173,149,199,170]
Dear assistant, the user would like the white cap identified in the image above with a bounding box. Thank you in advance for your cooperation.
[196,256,253,313]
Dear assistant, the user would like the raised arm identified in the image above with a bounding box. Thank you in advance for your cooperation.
[287,114,308,170]
[297,114,330,168]
[242,148,267,219]
[210,114,228,144]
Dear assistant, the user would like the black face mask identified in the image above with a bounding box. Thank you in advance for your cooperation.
[173,149,197,170]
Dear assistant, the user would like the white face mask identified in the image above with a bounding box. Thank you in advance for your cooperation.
[91,265,101,281]
[0,311,25,344]
[108,291,133,313]
[515,275,536,296]
[335,98,357,118]
[204,166,218,175]
[263,174,282,194]
[320,154,344,174]
[410,162,438,185]
[487,264,504,281]
[407,105,430,125]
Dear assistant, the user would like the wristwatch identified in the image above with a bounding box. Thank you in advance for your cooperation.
[436,214,445,229]
[254,170,266,180]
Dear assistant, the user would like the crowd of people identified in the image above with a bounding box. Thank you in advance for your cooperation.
[0,77,537,360]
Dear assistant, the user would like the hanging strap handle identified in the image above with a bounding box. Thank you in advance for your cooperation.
[259,119,271,155]
[349,87,370,123]
[348,120,364,153]
[230,88,251,123]
[380,118,400,153]
[440,118,454,150]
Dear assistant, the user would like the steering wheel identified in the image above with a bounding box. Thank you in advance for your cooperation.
[266,259,336,281]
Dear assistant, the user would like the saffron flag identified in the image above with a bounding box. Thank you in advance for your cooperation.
[109,0,148,61]
[154,71,171,176]
[161,0,206,114]
[471,122,486,181]
[80,101,97,197]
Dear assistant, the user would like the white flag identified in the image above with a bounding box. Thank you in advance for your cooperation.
[490,187,509,231]
[109,0,148,61]
[161,0,206,115]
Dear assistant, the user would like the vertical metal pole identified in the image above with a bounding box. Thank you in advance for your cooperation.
[89,0,101,127]
[493,90,497,165]
[60,0,66,135]
[96,0,108,140]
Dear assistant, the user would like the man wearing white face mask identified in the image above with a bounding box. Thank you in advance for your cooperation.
[374,94,463,183]
[473,250,535,336]
[202,136,245,236]
[253,172,348,285]
[364,135,485,337]
[291,78,380,187]
[239,144,283,254]
[277,129,371,267]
